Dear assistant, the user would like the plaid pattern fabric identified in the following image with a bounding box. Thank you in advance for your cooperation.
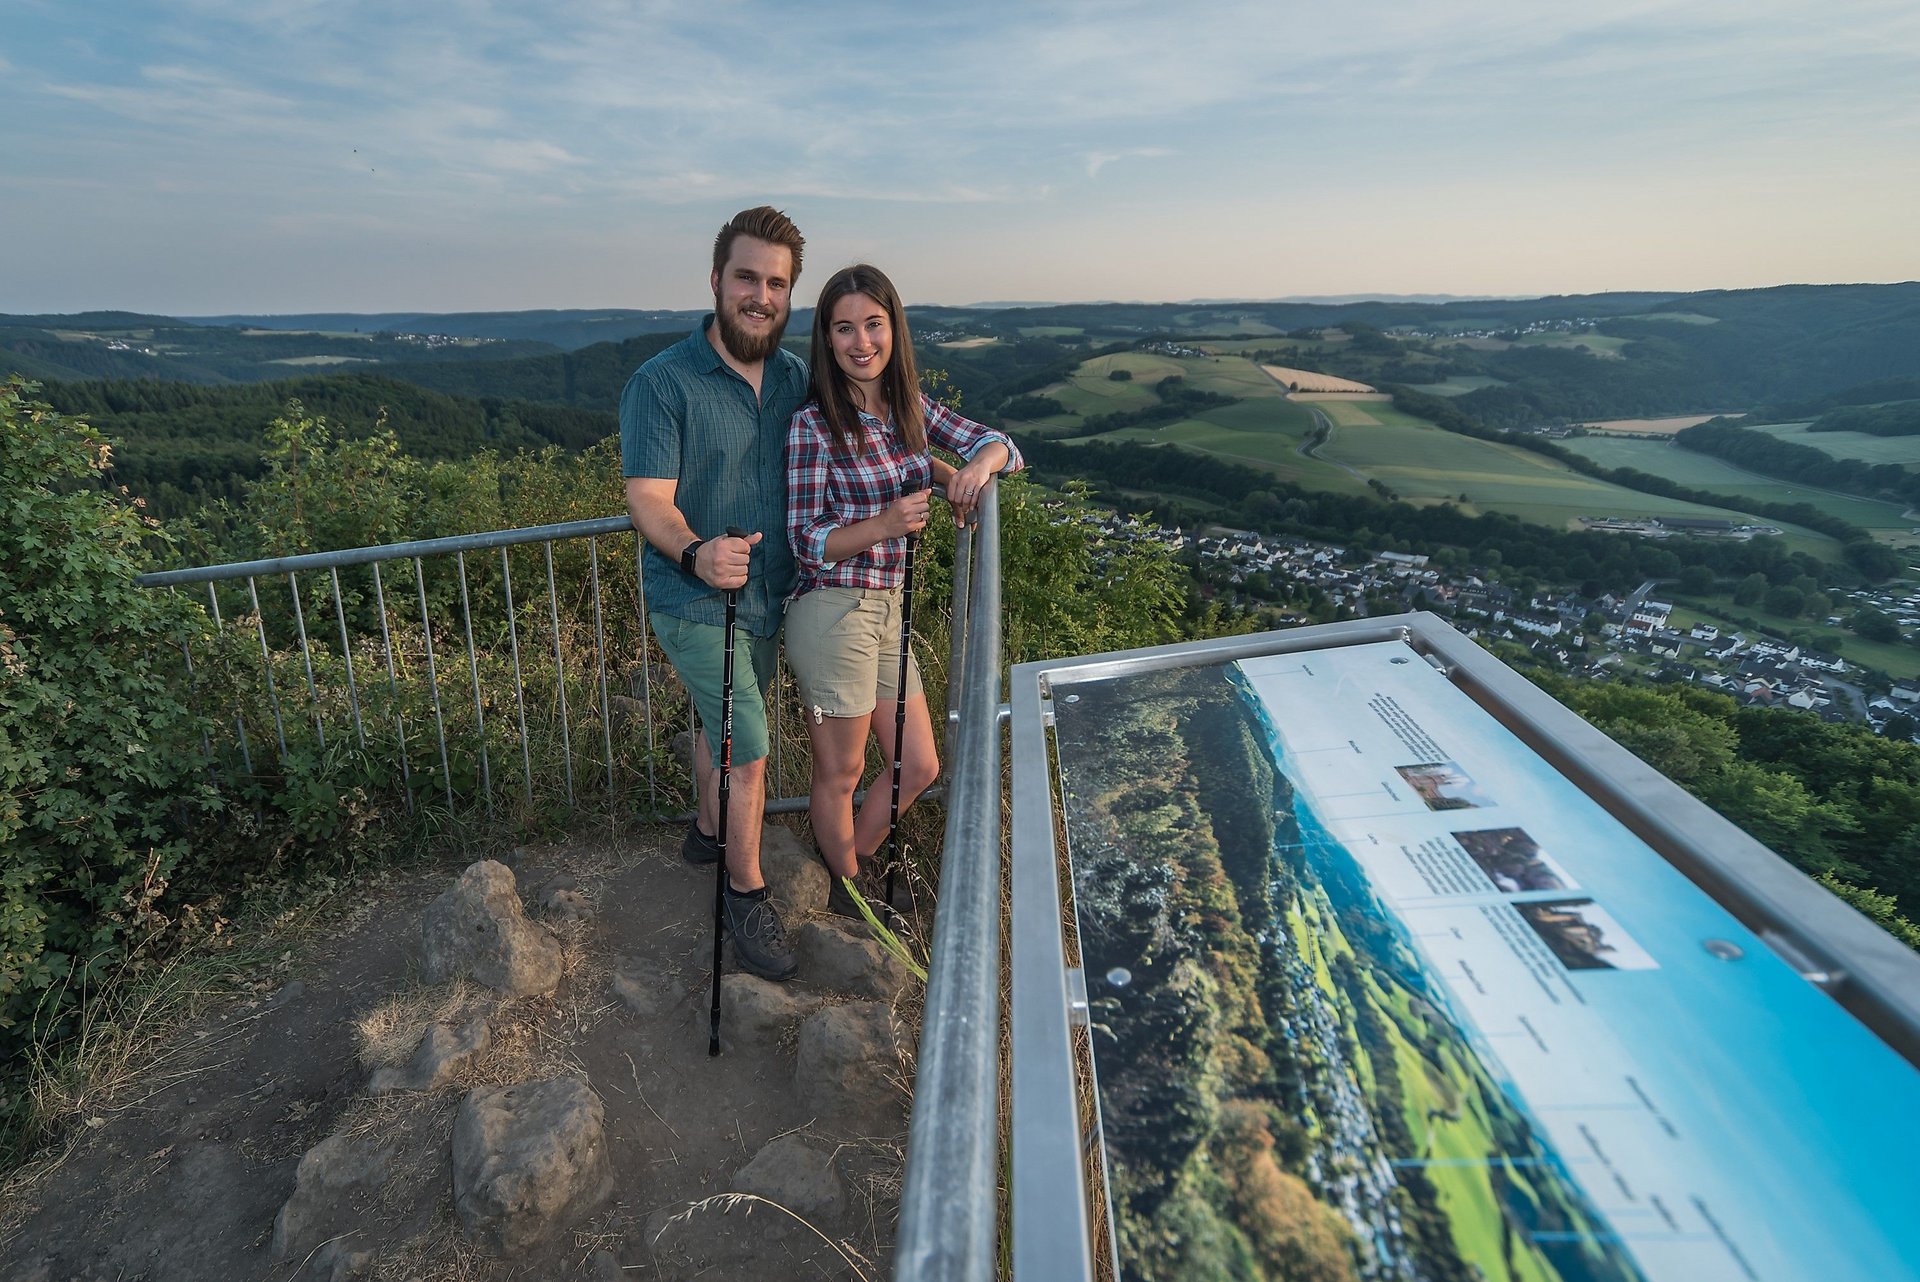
[619,319,809,637]
[787,393,1023,593]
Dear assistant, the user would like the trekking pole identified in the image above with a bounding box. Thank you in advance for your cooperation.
[708,526,748,1057]
[884,514,922,911]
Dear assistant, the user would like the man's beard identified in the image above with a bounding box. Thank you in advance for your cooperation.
[714,295,788,364]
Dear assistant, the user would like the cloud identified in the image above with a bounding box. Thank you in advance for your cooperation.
[1086,148,1171,179]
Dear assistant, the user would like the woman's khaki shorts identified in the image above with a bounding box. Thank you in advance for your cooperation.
[785,586,924,720]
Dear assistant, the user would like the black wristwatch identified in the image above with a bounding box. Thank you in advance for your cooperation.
[679,538,705,577]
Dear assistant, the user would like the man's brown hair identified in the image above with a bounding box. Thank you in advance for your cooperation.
[712,206,804,281]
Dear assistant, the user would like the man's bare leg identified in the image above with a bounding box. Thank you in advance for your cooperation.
[693,728,716,836]
[702,753,767,892]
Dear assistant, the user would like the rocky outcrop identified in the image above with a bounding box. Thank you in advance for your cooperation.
[368,1016,491,1094]
[269,1132,392,1262]
[794,1002,906,1134]
[452,1077,613,1256]
[795,920,913,1000]
[717,972,826,1048]
[759,827,828,915]
[732,1134,846,1220]
[421,861,564,997]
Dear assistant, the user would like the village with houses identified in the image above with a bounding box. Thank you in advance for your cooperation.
[1093,512,1920,740]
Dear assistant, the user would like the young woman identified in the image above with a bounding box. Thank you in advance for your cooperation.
[786,263,1023,919]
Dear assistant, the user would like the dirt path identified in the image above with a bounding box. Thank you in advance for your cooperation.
[0,821,912,1281]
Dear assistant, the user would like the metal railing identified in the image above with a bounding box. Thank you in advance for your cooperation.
[143,516,713,819]
[895,484,1003,1280]
[140,495,1010,1280]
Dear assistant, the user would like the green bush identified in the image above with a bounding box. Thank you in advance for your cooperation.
[0,379,220,1047]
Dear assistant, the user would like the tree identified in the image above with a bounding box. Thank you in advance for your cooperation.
[1733,572,1768,606]
[1845,538,1903,582]
[1764,585,1806,618]
[1858,606,1904,641]
[1679,564,1715,595]
[1109,368,1134,382]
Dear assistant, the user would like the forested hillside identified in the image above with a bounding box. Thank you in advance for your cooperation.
[42,375,614,514]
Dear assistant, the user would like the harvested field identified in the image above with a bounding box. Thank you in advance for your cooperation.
[1260,365,1376,394]
[1293,391,1392,403]
[1582,414,1743,435]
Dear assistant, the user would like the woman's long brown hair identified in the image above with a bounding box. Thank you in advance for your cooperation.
[806,263,925,455]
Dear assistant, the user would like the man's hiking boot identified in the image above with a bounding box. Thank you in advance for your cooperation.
[722,884,797,981]
[681,820,721,866]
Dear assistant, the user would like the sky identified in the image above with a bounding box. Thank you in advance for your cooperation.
[5,0,1920,315]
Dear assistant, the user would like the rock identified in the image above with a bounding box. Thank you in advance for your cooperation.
[369,1016,491,1094]
[270,1131,391,1261]
[717,972,825,1048]
[452,1077,612,1256]
[265,979,306,1011]
[611,967,676,1020]
[732,1134,845,1220]
[587,1249,627,1281]
[794,1002,905,1134]
[421,861,564,997]
[794,920,912,1000]
[607,694,648,730]
[759,828,828,915]
[670,729,697,773]
[310,1240,374,1281]
[541,888,593,922]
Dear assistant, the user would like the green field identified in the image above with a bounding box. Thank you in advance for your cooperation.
[1014,353,1370,493]
[1513,332,1630,358]
[1563,436,1917,539]
[1011,355,1855,557]
[1406,376,1507,397]
[1309,400,1845,553]
[1748,421,1920,468]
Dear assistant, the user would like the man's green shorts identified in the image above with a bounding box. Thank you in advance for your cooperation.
[651,612,780,768]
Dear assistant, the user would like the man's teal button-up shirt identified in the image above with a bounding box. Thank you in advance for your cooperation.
[620,318,809,637]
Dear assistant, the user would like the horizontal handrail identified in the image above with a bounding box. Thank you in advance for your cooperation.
[137,515,637,587]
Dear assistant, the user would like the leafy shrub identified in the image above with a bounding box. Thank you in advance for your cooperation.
[0,379,220,1048]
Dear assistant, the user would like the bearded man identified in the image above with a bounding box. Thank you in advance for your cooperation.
[622,205,808,981]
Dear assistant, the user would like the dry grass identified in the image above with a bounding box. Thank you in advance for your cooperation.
[353,980,488,1069]
[1261,365,1377,394]
[655,1192,880,1281]
[1581,414,1737,434]
[0,888,348,1225]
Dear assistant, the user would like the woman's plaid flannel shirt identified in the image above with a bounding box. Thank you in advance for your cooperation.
[786,393,1022,596]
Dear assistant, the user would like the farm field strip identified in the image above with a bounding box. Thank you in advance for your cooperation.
[1581,415,1737,434]
[1564,437,1916,534]
[1261,364,1376,393]
[1748,421,1920,467]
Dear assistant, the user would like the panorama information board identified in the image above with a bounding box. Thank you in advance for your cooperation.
[1052,640,1920,1282]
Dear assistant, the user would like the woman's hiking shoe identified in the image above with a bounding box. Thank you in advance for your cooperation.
[681,820,721,866]
[722,884,797,981]
[825,871,866,922]
[815,847,914,937]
